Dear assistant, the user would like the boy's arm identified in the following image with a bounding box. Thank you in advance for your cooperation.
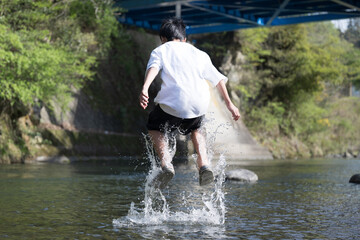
[140,67,159,109]
[216,80,241,121]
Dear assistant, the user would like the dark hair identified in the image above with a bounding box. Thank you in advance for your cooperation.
[159,17,186,41]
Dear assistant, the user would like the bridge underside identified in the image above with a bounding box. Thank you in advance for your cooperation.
[114,0,360,35]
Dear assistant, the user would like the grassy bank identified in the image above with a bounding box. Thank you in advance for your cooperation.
[249,97,360,159]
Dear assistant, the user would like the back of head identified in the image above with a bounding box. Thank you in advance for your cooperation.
[159,17,186,41]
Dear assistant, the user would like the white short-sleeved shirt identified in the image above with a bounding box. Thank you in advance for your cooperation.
[146,41,227,119]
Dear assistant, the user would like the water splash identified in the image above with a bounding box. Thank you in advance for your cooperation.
[113,123,228,227]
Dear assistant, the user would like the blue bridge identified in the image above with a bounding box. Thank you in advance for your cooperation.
[114,0,360,34]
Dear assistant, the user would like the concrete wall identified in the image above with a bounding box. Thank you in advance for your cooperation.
[36,30,272,161]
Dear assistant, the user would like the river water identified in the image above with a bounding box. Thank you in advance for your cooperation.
[0,157,359,239]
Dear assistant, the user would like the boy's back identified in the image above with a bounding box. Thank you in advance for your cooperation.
[147,41,226,119]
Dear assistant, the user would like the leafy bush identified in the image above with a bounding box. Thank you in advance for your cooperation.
[246,102,285,137]
[234,22,360,158]
[0,0,119,113]
[0,24,95,108]
[0,0,124,162]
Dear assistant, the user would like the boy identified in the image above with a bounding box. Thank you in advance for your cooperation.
[139,18,240,188]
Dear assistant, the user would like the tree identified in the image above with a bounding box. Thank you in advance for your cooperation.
[344,18,360,48]
[241,23,345,110]
[0,0,118,116]
[0,0,123,162]
[343,18,360,90]
[235,22,354,139]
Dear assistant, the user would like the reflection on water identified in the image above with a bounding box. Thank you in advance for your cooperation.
[1,158,360,239]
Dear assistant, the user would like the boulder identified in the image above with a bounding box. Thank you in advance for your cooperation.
[225,169,258,182]
[349,174,360,184]
[343,151,354,159]
[349,149,359,158]
[36,155,70,164]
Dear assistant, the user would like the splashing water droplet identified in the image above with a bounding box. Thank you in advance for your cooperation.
[113,122,229,227]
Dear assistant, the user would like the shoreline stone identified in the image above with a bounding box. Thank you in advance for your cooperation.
[349,174,360,184]
[225,169,258,183]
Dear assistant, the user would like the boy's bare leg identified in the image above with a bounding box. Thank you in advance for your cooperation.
[191,129,214,185]
[148,130,173,168]
[148,130,174,189]
[190,129,209,168]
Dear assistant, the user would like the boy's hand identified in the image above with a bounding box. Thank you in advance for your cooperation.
[216,80,241,121]
[139,91,149,109]
[140,67,159,110]
[227,102,241,121]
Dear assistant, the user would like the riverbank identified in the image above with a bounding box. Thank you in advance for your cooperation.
[1,113,358,164]
[250,97,360,160]
[0,114,144,164]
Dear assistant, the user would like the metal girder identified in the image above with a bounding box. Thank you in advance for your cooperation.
[270,13,360,26]
[330,0,360,11]
[114,0,360,35]
[266,0,291,26]
[183,2,261,26]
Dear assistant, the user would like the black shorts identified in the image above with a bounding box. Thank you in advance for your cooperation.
[146,105,204,135]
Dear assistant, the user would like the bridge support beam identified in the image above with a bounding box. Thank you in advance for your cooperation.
[176,2,181,18]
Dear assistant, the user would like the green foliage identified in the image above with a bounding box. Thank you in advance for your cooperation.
[242,23,347,110]
[69,0,97,31]
[246,102,286,137]
[329,98,360,150]
[0,23,95,107]
[236,27,270,64]
[0,0,119,113]
[233,22,360,157]
[306,22,347,85]
[341,19,360,89]
[344,18,360,48]
[343,48,360,88]
[290,96,328,137]
[0,0,128,162]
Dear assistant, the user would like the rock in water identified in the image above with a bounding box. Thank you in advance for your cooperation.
[349,174,360,184]
[225,169,258,182]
